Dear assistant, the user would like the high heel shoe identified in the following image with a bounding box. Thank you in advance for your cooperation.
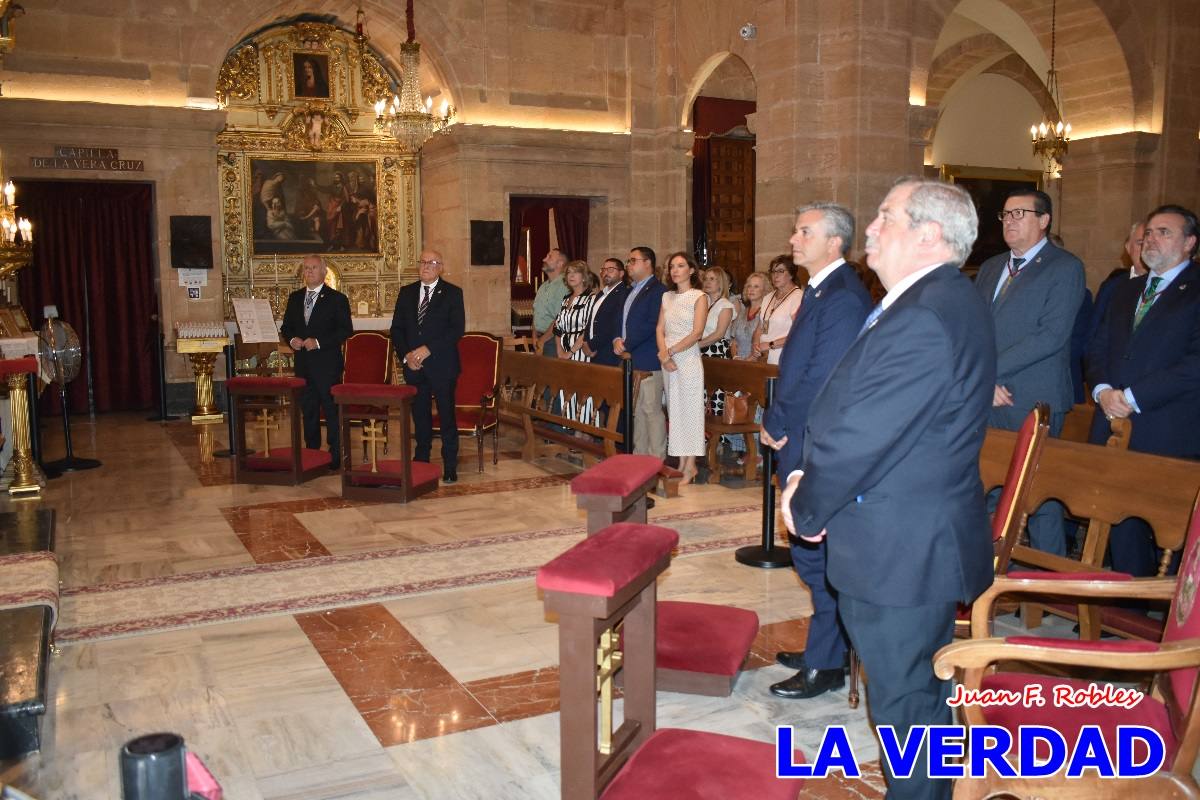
[681,467,699,485]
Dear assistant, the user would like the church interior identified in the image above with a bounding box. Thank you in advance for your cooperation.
[0,0,1198,798]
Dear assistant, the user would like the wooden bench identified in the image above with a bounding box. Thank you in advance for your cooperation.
[982,420,1200,639]
[0,509,56,759]
[537,522,802,799]
[498,350,685,497]
[701,357,778,482]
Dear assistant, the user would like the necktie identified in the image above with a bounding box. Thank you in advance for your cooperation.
[1133,276,1163,329]
[418,284,431,327]
[303,290,317,324]
[858,303,884,335]
[995,256,1026,301]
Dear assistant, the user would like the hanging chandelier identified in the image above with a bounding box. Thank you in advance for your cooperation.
[371,0,455,153]
[1029,0,1072,176]
[0,178,33,280]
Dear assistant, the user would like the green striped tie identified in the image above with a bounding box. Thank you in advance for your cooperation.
[1133,276,1162,330]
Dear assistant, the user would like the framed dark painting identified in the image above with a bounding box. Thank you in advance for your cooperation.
[251,158,378,255]
[292,53,331,98]
[941,165,1044,270]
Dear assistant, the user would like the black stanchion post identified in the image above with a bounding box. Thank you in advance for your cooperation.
[26,372,41,468]
[146,325,178,422]
[621,358,634,454]
[214,343,237,458]
[735,375,792,568]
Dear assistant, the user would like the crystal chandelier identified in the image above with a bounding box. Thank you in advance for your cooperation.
[372,0,455,153]
[1029,0,1072,176]
[0,178,33,280]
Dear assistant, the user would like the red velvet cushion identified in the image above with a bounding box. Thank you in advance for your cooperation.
[980,672,1178,767]
[656,600,759,676]
[342,332,390,384]
[536,523,678,597]
[349,460,441,487]
[1163,493,1200,717]
[331,383,417,403]
[0,357,38,377]
[570,454,665,496]
[244,447,331,471]
[1004,636,1159,653]
[602,728,803,800]
[991,407,1040,541]
[227,376,306,392]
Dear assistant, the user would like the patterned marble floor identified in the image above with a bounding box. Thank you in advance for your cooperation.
[0,413,887,799]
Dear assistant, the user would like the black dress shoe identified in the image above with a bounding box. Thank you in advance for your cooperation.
[442,468,458,484]
[646,497,655,510]
[769,667,845,700]
[775,651,807,671]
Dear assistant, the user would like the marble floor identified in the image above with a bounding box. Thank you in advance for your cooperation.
[1,413,887,799]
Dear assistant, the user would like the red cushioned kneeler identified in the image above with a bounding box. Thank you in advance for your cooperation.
[570,454,664,536]
[227,376,327,486]
[333,382,436,503]
[654,600,759,697]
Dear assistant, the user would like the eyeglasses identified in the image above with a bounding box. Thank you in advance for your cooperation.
[418,259,443,267]
[769,267,790,274]
[997,208,1041,221]
[625,257,647,265]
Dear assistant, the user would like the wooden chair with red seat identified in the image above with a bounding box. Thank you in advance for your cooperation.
[932,488,1200,800]
[845,404,1051,709]
[432,332,500,473]
[340,331,392,458]
[537,522,805,799]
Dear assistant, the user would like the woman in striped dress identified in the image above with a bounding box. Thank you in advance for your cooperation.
[552,260,599,423]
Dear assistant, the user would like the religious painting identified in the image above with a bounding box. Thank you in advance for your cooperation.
[251,158,379,256]
[941,165,1044,270]
[292,53,330,99]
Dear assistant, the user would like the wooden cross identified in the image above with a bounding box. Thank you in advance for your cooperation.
[254,409,279,452]
[362,419,386,473]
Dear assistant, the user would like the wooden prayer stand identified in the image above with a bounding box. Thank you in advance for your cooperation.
[332,383,440,503]
[227,376,330,485]
[570,454,663,534]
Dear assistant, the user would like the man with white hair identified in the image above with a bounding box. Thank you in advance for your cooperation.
[782,178,996,800]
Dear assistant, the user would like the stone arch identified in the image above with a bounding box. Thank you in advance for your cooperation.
[912,0,1142,137]
[679,52,757,129]
[927,34,1059,131]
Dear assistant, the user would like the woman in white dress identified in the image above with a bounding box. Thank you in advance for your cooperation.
[697,266,737,416]
[753,254,804,365]
[656,251,709,484]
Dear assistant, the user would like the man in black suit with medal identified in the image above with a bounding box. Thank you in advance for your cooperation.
[782,179,996,800]
[391,249,466,483]
[280,255,354,462]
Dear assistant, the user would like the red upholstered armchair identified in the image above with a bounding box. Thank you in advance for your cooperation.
[341,331,392,456]
[933,488,1200,799]
[433,332,500,472]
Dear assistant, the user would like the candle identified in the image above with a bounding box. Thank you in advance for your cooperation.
[3,181,14,207]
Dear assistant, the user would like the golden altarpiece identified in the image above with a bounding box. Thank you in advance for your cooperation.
[215,21,422,322]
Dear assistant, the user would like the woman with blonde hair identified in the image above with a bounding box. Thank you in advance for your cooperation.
[697,266,738,416]
[730,271,769,360]
[542,260,599,424]
[656,251,708,484]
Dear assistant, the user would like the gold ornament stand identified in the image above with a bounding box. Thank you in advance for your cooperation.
[0,359,42,497]
[176,337,230,425]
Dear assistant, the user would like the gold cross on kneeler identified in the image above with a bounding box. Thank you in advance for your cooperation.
[362,419,386,473]
[254,409,279,452]
[596,622,624,755]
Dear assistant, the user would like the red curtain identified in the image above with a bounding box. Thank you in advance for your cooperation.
[509,196,592,290]
[16,181,158,414]
[551,198,589,267]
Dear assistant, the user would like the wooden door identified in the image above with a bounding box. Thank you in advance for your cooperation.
[705,136,755,286]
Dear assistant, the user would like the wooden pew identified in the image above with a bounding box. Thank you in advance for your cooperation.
[497,350,626,463]
[701,357,778,482]
[981,420,1200,638]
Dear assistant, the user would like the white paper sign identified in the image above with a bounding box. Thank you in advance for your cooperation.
[178,268,209,288]
[232,298,281,344]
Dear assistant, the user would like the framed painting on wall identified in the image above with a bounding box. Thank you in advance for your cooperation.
[941,164,1044,271]
[292,53,331,99]
[251,158,379,256]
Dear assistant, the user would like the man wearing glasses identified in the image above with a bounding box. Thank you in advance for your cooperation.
[613,247,667,456]
[975,189,1085,556]
[584,258,630,366]
[390,249,466,483]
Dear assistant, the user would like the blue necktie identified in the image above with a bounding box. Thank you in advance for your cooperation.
[303,290,317,324]
[858,303,884,335]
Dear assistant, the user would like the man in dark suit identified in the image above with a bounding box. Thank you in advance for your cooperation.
[613,246,667,456]
[280,255,353,461]
[783,179,996,800]
[1088,204,1200,575]
[975,189,1085,556]
[585,258,630,366]
[390,248,466,483]
[761,202,871,701]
